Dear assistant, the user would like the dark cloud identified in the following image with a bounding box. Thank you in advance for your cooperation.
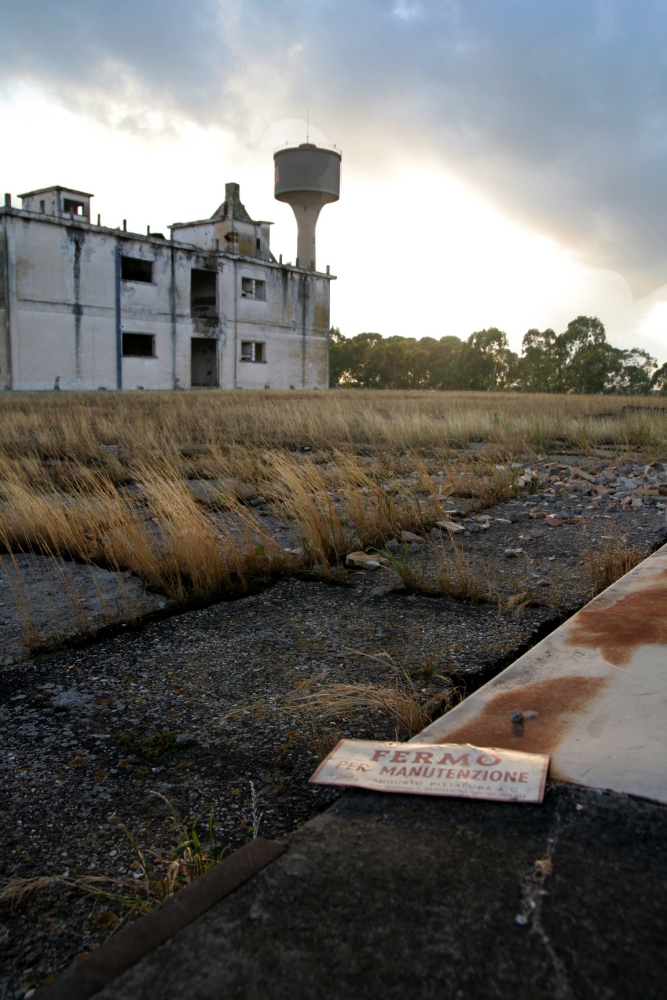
[2,1,666,295]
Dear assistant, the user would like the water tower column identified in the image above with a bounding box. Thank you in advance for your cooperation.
[294,198,327,269]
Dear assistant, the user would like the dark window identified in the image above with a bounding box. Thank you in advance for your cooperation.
[190,269,217,319]
[63,198,84,215]
[241,277,266,300]
[256,237,261,253]
[122,333,155,357]
[241,341,265,362]
[39,199,45,213]
[121,256,153,283]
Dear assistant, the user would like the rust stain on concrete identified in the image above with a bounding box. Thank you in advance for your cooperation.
[435,676,607,757]
[567,571,667,666]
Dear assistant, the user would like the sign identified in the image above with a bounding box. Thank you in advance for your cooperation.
[310,740,549,804]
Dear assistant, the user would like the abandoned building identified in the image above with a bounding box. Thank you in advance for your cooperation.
[0,144,341,390]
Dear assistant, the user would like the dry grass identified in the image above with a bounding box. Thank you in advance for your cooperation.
[1,389,666,460]
[295,660,461,739]
[588,529,649,594]
[0,388,664,651]
[436,537,496,602]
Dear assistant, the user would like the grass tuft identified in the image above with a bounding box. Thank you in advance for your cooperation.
[295,662,461,739]
[588,529,648,594]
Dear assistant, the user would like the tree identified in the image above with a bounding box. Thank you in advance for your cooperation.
[557,316,610,393]
[329,321,663,395]
[458,328,518,390]
[520,328,557,391]
[651,361,667,395]
[614,348,656,395]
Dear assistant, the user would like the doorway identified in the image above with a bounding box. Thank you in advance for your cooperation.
[191,338,218,387]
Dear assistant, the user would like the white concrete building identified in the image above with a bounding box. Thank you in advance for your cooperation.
[0,180,335,391]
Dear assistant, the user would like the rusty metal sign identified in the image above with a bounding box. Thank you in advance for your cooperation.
[417,542,667,805]
[310,740,549,803]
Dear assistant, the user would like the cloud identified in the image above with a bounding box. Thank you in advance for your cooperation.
[1,1,666,296]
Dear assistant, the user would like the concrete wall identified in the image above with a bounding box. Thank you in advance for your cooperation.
[0,208,332,392]
[0,216,10,390]
[172,217,272,262]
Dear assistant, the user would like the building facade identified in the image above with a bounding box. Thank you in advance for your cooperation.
[0,182,333,391]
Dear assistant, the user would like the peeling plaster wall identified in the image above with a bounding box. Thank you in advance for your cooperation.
[0,209,332,392]
[224,262,329,390]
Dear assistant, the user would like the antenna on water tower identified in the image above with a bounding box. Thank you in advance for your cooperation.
[306,108,309,143]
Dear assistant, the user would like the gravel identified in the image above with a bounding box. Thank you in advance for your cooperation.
[2,451,667,997]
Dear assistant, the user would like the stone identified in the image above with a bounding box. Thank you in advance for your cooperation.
[504,549,518,559]
[186,479,258,506]
[400,531,425,544]
[346,552,389,569]
[437,520,465,534]
[570,467,597,483]
[385,540,400,552]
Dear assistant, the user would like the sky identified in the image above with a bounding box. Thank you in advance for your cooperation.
[1,1,666,361]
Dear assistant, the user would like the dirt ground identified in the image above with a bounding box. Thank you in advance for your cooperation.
[1,454,666,998]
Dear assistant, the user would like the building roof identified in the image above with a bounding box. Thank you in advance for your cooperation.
[18,185,94,199]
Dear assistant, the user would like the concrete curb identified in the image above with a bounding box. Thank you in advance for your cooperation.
[418,542,667,804]
[39,837,287,1000]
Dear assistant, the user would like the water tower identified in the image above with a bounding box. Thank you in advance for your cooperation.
[274,143,341,270]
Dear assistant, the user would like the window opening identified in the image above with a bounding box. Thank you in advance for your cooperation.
[122,333,155,357]
[241,278,266,300]
[241,341,265,363]
[121,256,153,283]
[190,268,218,319]
[63,199,84,216]
[39,200,45,213]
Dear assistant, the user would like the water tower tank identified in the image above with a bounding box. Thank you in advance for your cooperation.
[274,143,341,270]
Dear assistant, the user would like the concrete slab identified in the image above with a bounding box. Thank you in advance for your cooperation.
[418,542,667,804]
[79,783,667,999]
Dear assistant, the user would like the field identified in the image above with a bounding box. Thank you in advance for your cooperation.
[1,388,665,648]
[1,388,666,996]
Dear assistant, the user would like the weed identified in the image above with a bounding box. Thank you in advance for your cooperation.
[503,589,540,614]
[436,538,495,603]
[0,794,230,924]
[404,654,440,681]
[119,729,179,757]
[386,543,432,593]
[588,529,648,594]
[249,782,264,839]
[308,725,343,761]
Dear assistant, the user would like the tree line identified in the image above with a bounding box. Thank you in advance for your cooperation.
[329,316,667,394]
